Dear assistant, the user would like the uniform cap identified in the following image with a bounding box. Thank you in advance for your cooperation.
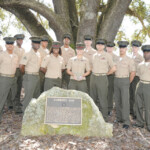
[14,34,25,40]
[52,41,61,48]
[106,41,115,47]
[76,42,85,50]
[63,33,71,40]
[30,36,42,43]
[84,35,93,41]
[141,45,150,52]
[117,41,129,48]
[3,37,16,44]
[96,39,106,45]
[41,35,49,41]
[131,40,142,47]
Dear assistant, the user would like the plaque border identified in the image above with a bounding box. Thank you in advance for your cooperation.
[44,97,82,125]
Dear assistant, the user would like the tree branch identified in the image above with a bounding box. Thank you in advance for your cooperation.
[0,0,66,39]
[2,6,53,46]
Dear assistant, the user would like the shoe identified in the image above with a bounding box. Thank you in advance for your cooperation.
[8,106,13,109]
[114,120,123,123]
[123,124,129,129]
[132,123,144,128]
[108,111,112,116]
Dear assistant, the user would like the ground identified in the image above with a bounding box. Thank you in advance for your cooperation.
[0,108,150,150]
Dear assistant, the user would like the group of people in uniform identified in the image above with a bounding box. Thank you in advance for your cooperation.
[0,31,150,132]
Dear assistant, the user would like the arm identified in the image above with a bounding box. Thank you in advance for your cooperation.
[19,64,25,74]
[82,70,91,77]
[40,67,47,74]
[130,71,136,83]
[107,66,116,75]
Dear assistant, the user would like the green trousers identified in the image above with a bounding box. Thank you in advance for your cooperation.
[62,69,70,89]
[114,77,130,125]
[129,76,139,115]
[44,78,61,91]
[135,82,150,130]
[22,74,40,111]
[107,74,115,112]
[39,71,45,93]
[68,79,88,93]
[7,68,22,108]
[86,73,91,94]
[0,76,16,120]
[90,74,108,121]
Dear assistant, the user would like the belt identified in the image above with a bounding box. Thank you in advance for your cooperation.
[0,73,15,78]
[140,80,150,84]
[115,76,129,78]
[25,72,39,75]
[92,73,106,76]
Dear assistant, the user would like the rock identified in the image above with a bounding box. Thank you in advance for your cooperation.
[21,87,113,137]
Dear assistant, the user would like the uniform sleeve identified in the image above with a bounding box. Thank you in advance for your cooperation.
[41,56,49,68]
[129,59,136,72]
[67,58,72,70]
[107,54,115,68]
[0,45,3,52]
[20,53,29,65]
[85,59,91,71]
[62,59,65,69]
[137,64,141,77]
[0,53,3,64]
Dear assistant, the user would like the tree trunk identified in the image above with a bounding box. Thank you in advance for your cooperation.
[97,0,132,42]
[77,0,100,44]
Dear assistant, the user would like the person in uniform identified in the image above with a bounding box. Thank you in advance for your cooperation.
[129,40,144,119]
[38,35,49,93]
[61,33,75,88]
[7,34,25,113]
[0,31,3,52]
[106,42,119,116]
[83,35,97,93]
[133,45,150,132]
[0,37,18,122]
[114,41,136,129]
[67,42,91,93]
[90,39,116,121]
[40,41,65,91]
[20,36,41,112]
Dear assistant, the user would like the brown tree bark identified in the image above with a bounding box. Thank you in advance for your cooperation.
[97,0,132,42]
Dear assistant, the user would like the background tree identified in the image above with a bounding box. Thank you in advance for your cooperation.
[0,0,149,47]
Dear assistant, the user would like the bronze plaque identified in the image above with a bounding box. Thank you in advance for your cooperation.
[44,97,82,125]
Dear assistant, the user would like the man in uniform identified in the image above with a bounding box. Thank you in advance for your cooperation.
[8,34,25,113]
[114,41,136,129]
[38,35,49,93]
[67,42,91,93]
[83,35,97,93]
[61,33,75,88]
[0,31,3,52]
[130,40,144,119]
[106,42,119,116]
[133,45,150,132]
[0,37,18,122]
[90,39,116,121]
[20,36,41,112]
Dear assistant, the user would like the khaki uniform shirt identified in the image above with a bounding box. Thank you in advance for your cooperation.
[137,61,150,82]
[83,48,97,69]
[41,54,65,79]
[92,51,114,74]
[0,51,18,75]
[111,53,119,63]
[132,54,144,76]
[61,46,75,68]
[0,45,3,52]
[115,55,136,77]
[20,49,41,73]
[13,45,25,68]
[67,56,90,80]
[38,46,49,61]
